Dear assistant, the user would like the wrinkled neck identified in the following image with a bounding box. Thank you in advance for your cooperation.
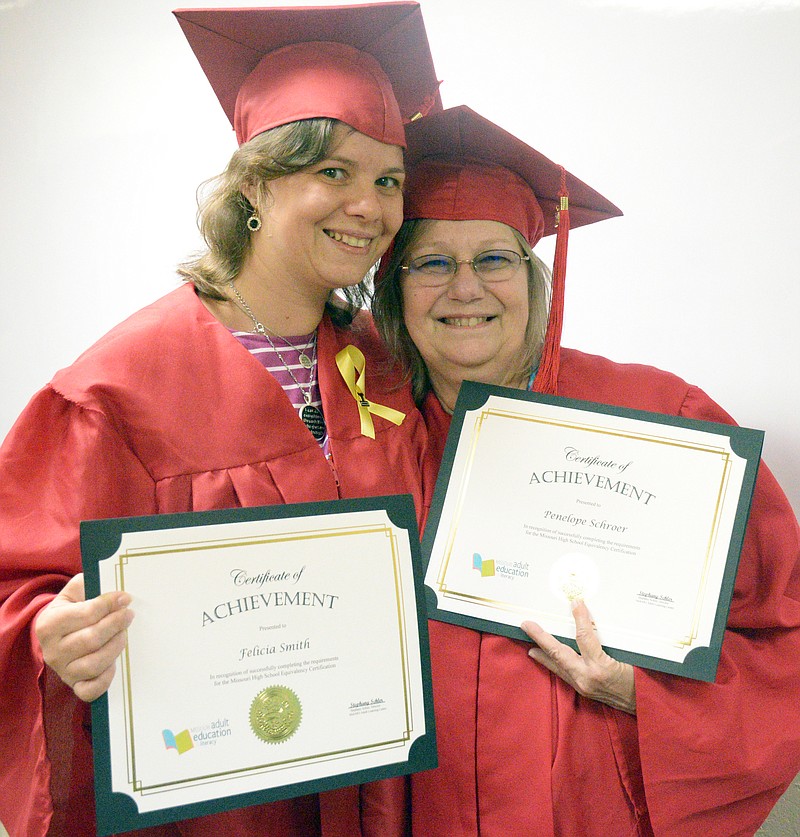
[428,367,529,414]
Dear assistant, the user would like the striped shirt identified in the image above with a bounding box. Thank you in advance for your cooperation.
[232,330,329,456]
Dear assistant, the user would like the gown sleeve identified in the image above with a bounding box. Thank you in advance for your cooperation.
[0,384,157,836]
[635,385,800,837]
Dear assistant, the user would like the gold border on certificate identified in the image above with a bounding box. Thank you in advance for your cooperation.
[431,406,733,653]
[82,495,436,835]
[421,382,763,681]
[112,522,417,798]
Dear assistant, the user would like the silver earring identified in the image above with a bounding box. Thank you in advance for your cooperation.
[247,213,262,232]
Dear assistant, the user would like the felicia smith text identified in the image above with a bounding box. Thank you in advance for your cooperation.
[238,637,311,661]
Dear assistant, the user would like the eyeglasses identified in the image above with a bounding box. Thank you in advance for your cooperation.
[400,249,530,287]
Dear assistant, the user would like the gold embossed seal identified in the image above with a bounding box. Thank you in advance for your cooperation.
[250,685,302,744]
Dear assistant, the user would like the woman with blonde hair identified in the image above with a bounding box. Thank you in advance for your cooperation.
[0,5,440,835]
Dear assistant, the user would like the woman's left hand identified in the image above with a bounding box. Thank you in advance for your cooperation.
[521,599,636,715]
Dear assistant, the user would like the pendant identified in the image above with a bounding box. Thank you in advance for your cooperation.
[301,404,327,442]
[298,353,312,369]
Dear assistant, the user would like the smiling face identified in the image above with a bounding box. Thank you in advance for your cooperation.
[244,124,405,306]
[401,219,531,409]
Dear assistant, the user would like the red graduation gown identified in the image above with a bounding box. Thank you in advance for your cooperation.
[0,284,427,837]
[411,348,800,837]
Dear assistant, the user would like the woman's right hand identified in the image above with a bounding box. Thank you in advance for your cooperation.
[522,599,636,714]
[34,573,134,702]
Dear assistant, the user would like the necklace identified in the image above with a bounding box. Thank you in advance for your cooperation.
[264,332,327,442]
[227,281,326,441]
[227,281,313,368]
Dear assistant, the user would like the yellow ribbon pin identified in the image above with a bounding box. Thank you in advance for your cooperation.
[335,345,405,439]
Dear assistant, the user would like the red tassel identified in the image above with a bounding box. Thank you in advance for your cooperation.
[532,166,569,395]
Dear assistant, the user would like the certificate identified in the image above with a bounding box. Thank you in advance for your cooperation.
[81,495,435,836]
[423,382,763,682]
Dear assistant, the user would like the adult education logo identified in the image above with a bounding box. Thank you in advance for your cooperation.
[163,717,232,753]
[163,728,193,755]
[472,552,529,581]
[473,552,495,577]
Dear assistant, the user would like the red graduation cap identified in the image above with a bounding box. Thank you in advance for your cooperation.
[174,3,442,146]
[401,105,622,393]
[403,105,621,243]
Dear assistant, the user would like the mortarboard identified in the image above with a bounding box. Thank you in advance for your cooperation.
[400,105,622,394]
[402,105,621,244]
[174,3,442,147]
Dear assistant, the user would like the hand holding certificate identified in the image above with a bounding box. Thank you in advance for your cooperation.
[81,496,435,835]
[423,382,763,682]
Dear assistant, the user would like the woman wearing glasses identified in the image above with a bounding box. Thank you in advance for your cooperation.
[372,106,800,836]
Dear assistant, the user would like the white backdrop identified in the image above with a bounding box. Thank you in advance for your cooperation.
[1,0,799,516]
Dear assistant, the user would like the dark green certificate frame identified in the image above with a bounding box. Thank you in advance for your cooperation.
[82,494,436,836]
[422,381,764,682]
